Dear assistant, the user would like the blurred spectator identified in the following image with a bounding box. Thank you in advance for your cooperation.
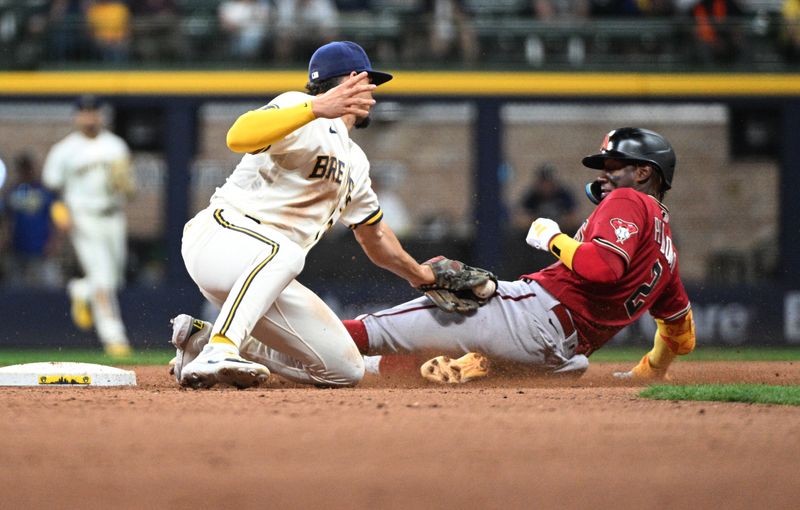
[429,0,479,64]
[371,161,412,238]
[781,0,800,62]
[275,0,339,62]
[86,0,131,62]
[131,0,186,62]
[2,152,63,288]
[686,0,748,65]
[527,0,590,66]
[218,0,272,61]
[367,0,427,63]
[637,0,675,15]
[47,0,90,61]
[0,1,50,69]
[514,162,579,235]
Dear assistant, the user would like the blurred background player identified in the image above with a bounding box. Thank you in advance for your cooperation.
[42,94,136,357]
[514,162,579,235]
[2,152,63,288]
[172,41,446,389]
[345,128,695,383]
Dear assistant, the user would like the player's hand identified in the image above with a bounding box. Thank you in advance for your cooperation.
[526,218,561,251]
[50,200,73,232]
[311,72,377,119]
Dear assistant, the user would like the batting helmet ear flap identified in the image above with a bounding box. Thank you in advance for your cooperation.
[585,180,603,205]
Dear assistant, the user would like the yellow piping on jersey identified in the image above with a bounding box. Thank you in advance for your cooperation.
[212,209,279,337]
[349,209,383,229]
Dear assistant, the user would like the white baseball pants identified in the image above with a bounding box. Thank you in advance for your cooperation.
[181,206,364,387]
[70,210,128,346]
[360,280,588,375]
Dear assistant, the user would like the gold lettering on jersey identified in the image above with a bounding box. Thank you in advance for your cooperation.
[653,217,676,270]
[344,177,354,206]
[309,155,345,183]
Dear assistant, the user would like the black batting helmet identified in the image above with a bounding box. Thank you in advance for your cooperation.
[582,127,676,190]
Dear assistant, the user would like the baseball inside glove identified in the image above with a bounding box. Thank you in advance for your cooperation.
[418,256,497,313]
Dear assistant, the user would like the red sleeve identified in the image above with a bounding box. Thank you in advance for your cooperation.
[572,242,626,283]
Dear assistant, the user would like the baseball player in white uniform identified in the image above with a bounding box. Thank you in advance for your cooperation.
[172,41,444,389]
[43,95,135,357]
[0,156,6,190]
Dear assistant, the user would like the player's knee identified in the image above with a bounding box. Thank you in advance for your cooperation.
[314,344,365,387]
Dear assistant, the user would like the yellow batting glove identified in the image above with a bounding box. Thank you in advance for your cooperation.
[50,200,72,231]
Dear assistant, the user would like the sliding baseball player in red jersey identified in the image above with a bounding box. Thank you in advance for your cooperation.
[345,127,695,382]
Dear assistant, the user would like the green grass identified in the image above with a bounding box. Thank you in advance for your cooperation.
[640,384,800,406]
[591,346,800,362]
[0,348,174,366]
[0,346,799,367]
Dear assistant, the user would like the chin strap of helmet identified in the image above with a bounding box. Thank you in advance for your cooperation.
[585,180,603,205]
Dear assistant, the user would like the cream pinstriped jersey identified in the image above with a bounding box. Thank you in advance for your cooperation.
[42,130,130,213]
[210,91,382,252]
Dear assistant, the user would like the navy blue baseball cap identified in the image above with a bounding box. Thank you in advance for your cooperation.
[75,94,103,111]
[308,41,392,86]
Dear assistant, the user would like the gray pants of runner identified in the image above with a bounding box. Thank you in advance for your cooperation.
[359,280,589,375]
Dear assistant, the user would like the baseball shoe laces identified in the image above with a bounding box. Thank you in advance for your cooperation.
[179,342,270,389]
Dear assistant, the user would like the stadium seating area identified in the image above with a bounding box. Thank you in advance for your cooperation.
[0,0,793,71]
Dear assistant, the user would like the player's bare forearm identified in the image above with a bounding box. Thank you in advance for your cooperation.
[353,221,434,287]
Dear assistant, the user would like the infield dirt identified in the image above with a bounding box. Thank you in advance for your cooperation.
[2,361,799,510]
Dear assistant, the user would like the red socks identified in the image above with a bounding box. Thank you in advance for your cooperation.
[342,319,421,375]
[342,319,369,354]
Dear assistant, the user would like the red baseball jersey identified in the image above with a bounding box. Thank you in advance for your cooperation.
[526,188,691,355]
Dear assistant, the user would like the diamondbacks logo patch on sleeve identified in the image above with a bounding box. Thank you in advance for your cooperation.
[610,218,639,244]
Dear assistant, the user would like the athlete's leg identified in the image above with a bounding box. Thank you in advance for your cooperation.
[357,279,577,369]
[172,283,364,387]
[108,212,127,289]
[238,280,364,386]
[71,213,129,353]
[182,207,305,348]
[179,207,307,387]
[178,209,363,385]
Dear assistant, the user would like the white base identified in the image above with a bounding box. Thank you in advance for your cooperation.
[0,362,137,387]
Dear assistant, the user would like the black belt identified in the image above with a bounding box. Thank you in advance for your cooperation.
[95,206,122,216]
[551,304,575,338]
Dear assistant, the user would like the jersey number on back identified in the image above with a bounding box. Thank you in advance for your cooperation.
[624,260,663,317]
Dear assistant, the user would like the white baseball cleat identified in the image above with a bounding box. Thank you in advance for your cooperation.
[420,352,489,384]
[170,314,212,383]
[179,343,270,389]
